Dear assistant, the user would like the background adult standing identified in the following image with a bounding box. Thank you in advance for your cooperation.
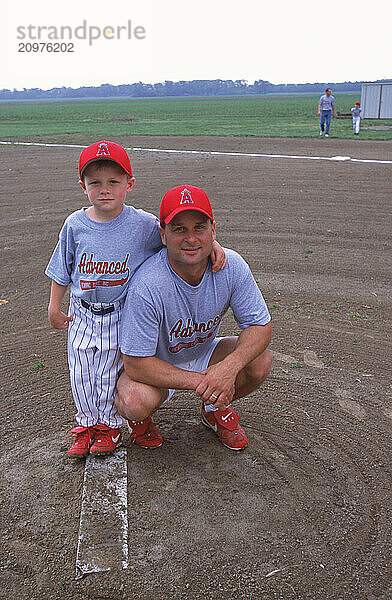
[318,88,335,137]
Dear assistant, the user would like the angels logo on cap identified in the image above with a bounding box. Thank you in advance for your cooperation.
[180,189,194,205]
[78,140,133,178]
[160,185,214,225]
[96,142,111,157]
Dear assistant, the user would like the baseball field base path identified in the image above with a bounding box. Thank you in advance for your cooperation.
[75,448,128,579]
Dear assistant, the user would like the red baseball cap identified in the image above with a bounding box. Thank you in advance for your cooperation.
[78,140,133,178]
[159,185,214,225]
[355,101,360,105]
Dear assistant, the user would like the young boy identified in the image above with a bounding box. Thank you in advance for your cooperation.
[46,140,225,458]
[351,101,361,135]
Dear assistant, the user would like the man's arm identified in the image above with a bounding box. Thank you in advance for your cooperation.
[222,322,272,371]
[318,102,322,115]
[195,322,272,407]
[123,354,204,391]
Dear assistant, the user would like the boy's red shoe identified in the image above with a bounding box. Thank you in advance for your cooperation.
[66,426,95,458]
[127,417,163,448]
[89,424,122,456]
[201,406,248,450]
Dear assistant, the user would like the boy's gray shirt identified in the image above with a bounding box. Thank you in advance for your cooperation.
[120,248,271,366]
[45,205,162,303]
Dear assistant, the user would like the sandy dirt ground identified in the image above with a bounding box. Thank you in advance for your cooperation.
[1,135,391,600]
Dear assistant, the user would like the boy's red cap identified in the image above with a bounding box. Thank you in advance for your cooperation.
[355,101,360,105]
[159,185,214,225]
[79,140,133,178]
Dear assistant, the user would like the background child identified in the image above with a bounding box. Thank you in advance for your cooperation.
[351,101,362,135]
[45,140,225,458]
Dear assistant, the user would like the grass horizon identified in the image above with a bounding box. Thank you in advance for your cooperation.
[1,95,391,140]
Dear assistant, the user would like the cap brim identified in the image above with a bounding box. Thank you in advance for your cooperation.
[79,157,131,178]
[164,205,213,224]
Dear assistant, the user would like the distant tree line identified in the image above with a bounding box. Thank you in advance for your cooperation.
[0,78,379,100]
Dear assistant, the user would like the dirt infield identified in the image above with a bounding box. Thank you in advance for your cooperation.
[1,136,391,600]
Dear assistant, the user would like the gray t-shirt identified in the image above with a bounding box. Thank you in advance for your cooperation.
[319,94,335,110]
[120,248,271,366]
[45,205,162,303]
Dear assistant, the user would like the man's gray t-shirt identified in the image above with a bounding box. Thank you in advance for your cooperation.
[319,94,335,110]
[120,248,271,366]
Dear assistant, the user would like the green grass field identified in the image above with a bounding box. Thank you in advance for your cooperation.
[1,94,391,140]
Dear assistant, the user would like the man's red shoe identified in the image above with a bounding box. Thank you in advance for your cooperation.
[127,417,163,448]
[201,406,248,450]
[66,426,95,458]
[89,424,122,456]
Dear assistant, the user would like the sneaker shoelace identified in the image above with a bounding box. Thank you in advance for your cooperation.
[65,426,92,442]
[93,427,112,444]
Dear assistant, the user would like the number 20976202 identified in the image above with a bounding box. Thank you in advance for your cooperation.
[18,42,74,52]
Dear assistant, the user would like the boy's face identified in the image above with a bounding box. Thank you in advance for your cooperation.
[80,162,134,222]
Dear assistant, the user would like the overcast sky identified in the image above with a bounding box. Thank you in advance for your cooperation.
[2,0,391,91]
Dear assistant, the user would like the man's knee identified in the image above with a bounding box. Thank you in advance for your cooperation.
[245,348,272,383]
[116,371,166,421]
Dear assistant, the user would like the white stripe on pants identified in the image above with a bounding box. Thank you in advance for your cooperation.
[353,116,360,134]
[67,297,124,428]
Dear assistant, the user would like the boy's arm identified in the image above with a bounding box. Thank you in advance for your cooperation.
[210,240,226,272]
[48,280,73,330]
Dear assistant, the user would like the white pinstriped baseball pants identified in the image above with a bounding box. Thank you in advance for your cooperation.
[67,296,124,428]
[352,116,360,134]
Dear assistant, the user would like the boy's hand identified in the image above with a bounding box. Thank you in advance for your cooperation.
[48,307,73,330]
[210,240,226,272]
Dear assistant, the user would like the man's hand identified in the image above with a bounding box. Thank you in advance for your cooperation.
[196,324,272,408]
[210,240,226,272]
[48,306,73,330]
[195,360,238,409]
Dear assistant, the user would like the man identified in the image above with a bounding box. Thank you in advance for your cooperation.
[318,88,335,137]
[116,185,272,451]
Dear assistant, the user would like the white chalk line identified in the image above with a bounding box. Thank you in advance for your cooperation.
[75,447,128,579]
[1,140,391,164]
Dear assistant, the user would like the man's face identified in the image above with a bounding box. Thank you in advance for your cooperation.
[326,89,332,96]
[80,163,134,221]
[160,210,215,276]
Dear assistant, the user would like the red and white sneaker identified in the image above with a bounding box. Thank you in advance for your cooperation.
[89,424,122,456]
[127,417,163,448]
[201,406,248,450]
[66,426,95,458]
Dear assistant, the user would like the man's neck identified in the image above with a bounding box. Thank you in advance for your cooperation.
[167,257,209,286]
